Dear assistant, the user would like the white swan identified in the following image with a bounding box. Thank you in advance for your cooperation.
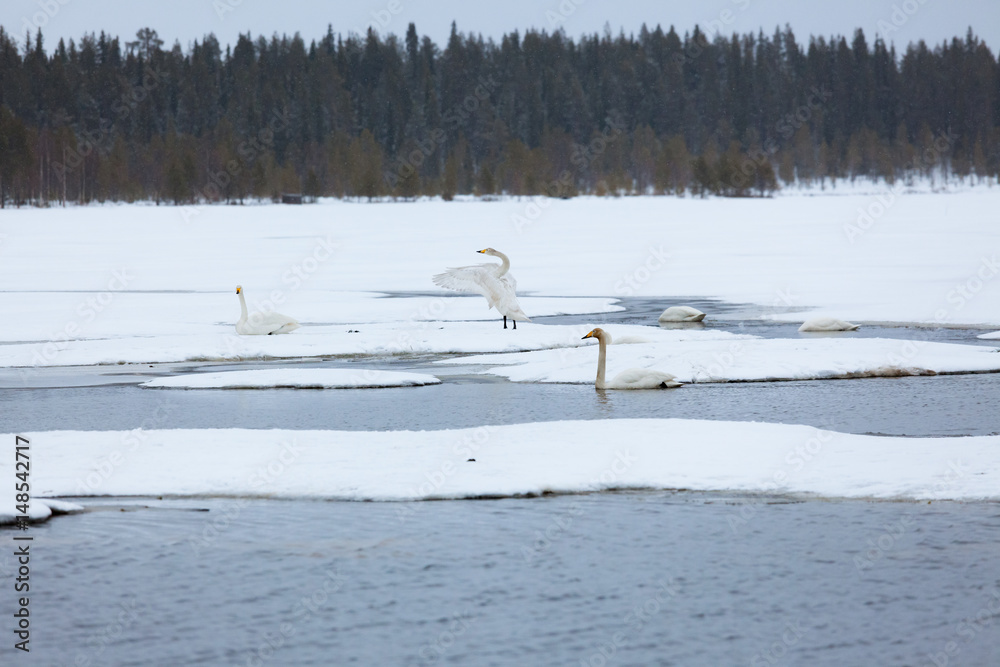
[432,248,531,329]
[798,317,859,332]
[582,328,681,390]
[658,306,706,322]
[235,285,300,335]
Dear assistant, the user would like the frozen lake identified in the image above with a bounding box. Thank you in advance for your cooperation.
[2,195,999,664]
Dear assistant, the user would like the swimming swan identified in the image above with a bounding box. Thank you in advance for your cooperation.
[582,328,681,389]
[235,285,300,335]
[658,306,706,322]
[432,248,531,329]
[798,317,859,332]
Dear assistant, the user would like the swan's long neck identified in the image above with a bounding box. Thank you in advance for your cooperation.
[595,333,608,389]
[238,291,248,323]
[493,251,511,276]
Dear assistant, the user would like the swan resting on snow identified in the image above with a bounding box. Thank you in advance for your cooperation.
[582,327,681,390]
[432,248,531,329]
[658,306,706,322]
[235,285,300,335]
[798,317,859,332]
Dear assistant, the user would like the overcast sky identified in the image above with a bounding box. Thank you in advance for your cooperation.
[2,0,998,55]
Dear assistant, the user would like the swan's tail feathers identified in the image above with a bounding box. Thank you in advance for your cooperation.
[508,309,531,323]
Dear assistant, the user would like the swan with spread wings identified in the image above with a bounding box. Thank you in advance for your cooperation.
[432,248,531,329]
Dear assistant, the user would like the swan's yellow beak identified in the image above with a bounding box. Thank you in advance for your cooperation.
[476,249,487,254]
[236,287,241,294]
[582,330,595,339]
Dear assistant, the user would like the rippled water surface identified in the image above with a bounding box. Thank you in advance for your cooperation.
[9,495,999,666]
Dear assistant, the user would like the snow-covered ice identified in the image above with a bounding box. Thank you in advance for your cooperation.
[142,369,440,389]
[0,498,84,525]
[0,321,739,368]
[437,331,1000,383]
[1,193,998,334]
[4,421,996,502]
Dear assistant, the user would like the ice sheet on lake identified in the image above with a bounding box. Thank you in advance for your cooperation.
[979,331,1000,340]
[4,421,997,503]
[142,369,440,389]
[1,194,998,327]
[437,334,1000,383]
[0,322,743,368]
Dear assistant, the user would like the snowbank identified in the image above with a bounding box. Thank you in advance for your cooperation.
[0,498,84,526]
[4,421,997,502]
[142,369,440,389]
[438,335,1000,383]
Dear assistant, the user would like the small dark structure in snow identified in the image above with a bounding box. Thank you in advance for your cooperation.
[281,193,303,204]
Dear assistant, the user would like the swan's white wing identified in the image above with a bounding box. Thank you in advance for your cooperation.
[433,264,506,310]
[238,311,301,335]
[658,306,706,322]
[433,263,529,321]
[609,368,681,389]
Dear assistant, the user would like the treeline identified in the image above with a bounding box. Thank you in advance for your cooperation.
[0,22,998,206]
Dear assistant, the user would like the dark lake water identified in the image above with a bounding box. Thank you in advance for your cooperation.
[5,494,998,666]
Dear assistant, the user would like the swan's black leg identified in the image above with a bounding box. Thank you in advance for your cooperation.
[513,319,517,330]
[503,315,508,329]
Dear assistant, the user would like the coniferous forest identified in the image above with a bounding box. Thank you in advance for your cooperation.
[0,22,998,206]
